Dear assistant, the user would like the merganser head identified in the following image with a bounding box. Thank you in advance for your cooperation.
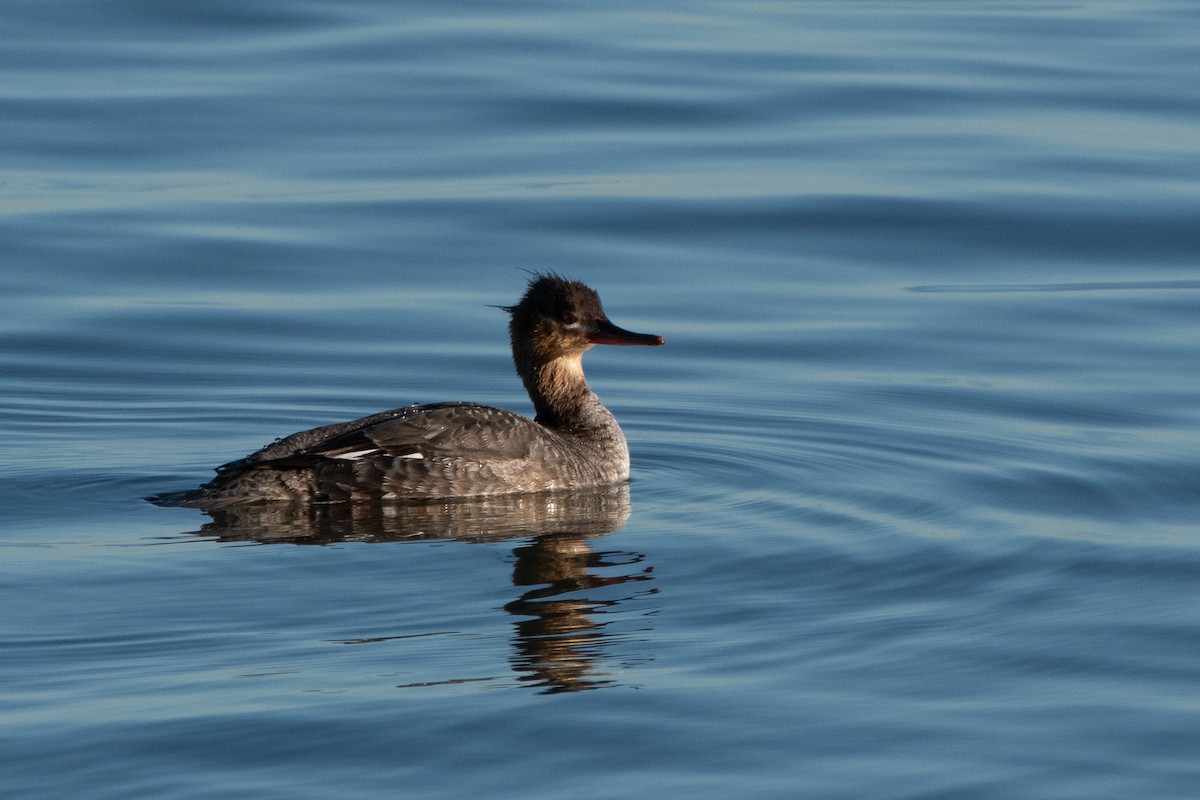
[505,273,664,362]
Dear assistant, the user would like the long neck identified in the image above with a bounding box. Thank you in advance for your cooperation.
[518,353,607,430]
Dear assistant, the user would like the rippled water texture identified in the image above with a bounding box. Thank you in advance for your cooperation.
[3,2,1200,798]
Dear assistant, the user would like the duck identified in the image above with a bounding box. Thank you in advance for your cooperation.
[163,274,663,508]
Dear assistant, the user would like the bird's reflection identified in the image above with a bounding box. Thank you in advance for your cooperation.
[181,483,654,693]
[507,532,654,692]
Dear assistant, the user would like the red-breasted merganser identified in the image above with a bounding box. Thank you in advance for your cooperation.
[165,274,663,508]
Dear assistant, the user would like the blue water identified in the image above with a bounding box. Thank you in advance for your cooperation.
[4,2,1200,798]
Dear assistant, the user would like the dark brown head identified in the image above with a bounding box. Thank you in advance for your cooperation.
[504,273,664,363]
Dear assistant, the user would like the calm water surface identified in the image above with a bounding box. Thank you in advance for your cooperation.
[3,2,1200,798]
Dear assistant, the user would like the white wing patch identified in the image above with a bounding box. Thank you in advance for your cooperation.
[331,448,381,461]
[330,449,424,461]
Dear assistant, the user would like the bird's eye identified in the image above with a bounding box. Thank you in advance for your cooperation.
[562,312,577,325]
